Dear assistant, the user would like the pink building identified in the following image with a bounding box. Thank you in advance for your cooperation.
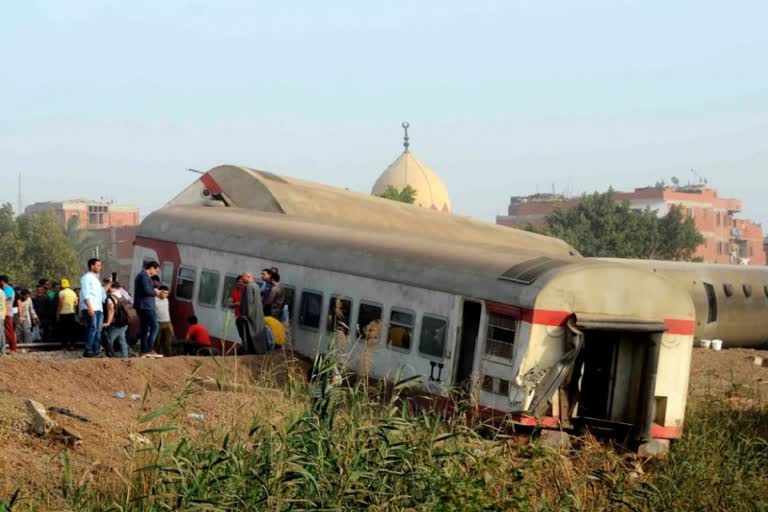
[24,199,140,281]
[497,185,765,265]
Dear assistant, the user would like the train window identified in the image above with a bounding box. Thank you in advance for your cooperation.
[282,285,296,321]
[485,312,517,359]
[387,309,414,351]
[221,274,240,310]
[161,261,174,288]
[299,291,323,330]
[703,282,717,323]
[356,302,383,342]
[197,270,220,307]
[326,296,352,336]
[743,284,753,298]
[723,283,734,298]
[498,379,510,396]
[419,315,448,358]
[481,375,494,393]
[175,266,196,301]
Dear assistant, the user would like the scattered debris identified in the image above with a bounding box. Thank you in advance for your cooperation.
[192,377,244,393]
[538,430,572,451]
[128,433,153,447]
[188,412,205,421]
[130,394,142,401]
[114,390,126,399]
[48,406,89,422]
[26,399,56,436]
[26,399,83,447]
[750,355,765,367]
[638,439,670,459]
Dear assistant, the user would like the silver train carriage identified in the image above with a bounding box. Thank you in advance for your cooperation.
[133,204,695,445]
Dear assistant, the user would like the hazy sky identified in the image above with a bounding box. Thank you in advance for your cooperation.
[2,1,767,227]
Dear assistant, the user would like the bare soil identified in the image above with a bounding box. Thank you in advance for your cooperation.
[0,346,765,504]
[0,351,307,502]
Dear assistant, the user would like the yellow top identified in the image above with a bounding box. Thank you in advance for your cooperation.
[264,316,286,346]
[59,288,78,315]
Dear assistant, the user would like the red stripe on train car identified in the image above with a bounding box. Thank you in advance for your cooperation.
[200,173,223,195]
[663,319,696,335]
[651,423,683,439]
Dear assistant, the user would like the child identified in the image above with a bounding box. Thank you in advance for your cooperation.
[155,286,174,356]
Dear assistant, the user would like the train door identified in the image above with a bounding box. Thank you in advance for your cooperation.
[571,321,666,441]
[454,300,482,388]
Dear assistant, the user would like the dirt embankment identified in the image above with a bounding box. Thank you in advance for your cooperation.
[0,352,307,500]
[0,347,765,502]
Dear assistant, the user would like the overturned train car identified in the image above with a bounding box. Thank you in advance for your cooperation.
[134,203,695,445]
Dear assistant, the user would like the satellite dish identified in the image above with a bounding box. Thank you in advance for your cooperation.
[671,176,680,186]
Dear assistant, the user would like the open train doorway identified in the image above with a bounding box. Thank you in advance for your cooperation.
[455,300,482,389]
[570,320,666,442]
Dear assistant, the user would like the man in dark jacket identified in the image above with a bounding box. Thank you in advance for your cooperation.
[134,261,162,358]
[237,272,268,353]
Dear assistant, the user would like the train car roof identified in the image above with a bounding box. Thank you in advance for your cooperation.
[139,205,585,306]
[167,164,579,258]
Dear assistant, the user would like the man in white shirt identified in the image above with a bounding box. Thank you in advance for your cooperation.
[80,258,106,357]
[155,285,173,356]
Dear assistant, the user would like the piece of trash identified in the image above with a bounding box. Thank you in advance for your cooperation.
[188,412,204,421]
[130,394,141,401]
[48,406,89,422]
[114,391,125,399]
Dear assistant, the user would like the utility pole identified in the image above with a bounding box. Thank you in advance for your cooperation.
[17,172,22,215]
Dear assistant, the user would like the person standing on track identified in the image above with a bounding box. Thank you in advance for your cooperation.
[0,285,5,355]
[237,272,268,354]
[56,279,78,350]
[79,259,106,358]
[0,276,16,353]
[134,261,163,358]
[155,285,174,356]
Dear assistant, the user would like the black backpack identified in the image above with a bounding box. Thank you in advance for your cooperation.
[106,295,131,327]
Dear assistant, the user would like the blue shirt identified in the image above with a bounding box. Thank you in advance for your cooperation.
[133,271,156,310]
[79,272,104,312]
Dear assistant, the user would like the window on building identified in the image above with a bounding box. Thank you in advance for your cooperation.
[197,270,220,307]
[175,266,196,301]
[419,315,448,358]
[299,291,323,329]
[356,301,383,342]
[703,283,717,323]
[326,296,352,336]
[387,308,414,351]
[743,284,753,298]
[221,274,240,309]
[88,205,108,225]
[161,261,174,288]
[723,283,734,298]
[486,312,517,359]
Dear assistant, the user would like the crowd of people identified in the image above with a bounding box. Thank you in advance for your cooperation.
[0,258,288,359]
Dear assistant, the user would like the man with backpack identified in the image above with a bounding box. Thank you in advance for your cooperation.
[102,282,130,358]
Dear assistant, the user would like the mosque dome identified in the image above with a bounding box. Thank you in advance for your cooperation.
[371,122,452,212]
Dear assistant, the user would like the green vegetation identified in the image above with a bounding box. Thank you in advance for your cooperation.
[528,190,704,260]
[1,355,764,511]
[0,203,81,285]
[377,185,417,204]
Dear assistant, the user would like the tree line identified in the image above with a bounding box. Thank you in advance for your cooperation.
[0,203,83,286]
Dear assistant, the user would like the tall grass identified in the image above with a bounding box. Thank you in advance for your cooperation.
[2,352,767,511]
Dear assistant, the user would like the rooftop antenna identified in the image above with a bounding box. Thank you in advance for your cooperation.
[401,121,410,153]
[186,168,204,175]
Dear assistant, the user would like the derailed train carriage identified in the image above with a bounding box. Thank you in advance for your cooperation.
[134,166,695,448]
